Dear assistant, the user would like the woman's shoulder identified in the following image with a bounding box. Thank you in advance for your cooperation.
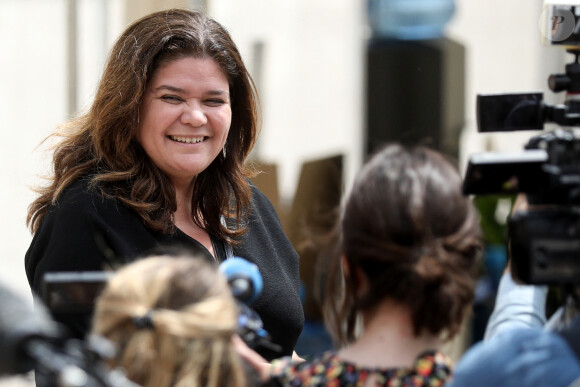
[269,350,453,387]
[45,177,139,230]
[54,177,98,203]
[237,183,293,253]
[405,350,453,384]
[54,177,122,213]
[248,183,274,208]
[246,183,282,223]
[269,351,338,384]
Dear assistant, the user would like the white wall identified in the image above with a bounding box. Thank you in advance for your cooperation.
[208,0,366,206]
[0,0,124,302]
[0,0,67,299]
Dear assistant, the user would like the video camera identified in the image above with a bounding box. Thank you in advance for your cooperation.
[463,1,580,286]
[0,280,138,387]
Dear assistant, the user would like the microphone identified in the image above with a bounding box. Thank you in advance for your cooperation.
[219,257,263,305]
[219,257,281,354]
[0,283,62,376]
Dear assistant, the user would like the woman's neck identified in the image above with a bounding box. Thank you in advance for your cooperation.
[172,180,215,260]
[338,300,443,369]
[174,182,194,217]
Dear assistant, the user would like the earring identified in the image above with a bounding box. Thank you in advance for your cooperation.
[222,145,227,158]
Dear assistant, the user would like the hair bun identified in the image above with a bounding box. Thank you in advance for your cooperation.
[414,243,446,284]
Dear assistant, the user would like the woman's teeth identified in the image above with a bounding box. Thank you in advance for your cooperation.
[169,135,204,144]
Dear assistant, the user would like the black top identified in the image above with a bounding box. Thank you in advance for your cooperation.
[25,177,304,361]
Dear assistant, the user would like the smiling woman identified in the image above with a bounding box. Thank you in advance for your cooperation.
[24,8,304,363]
[136,57,232,191]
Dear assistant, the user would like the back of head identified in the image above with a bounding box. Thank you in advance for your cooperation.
[327,143,483,344]
[92,255,246,387]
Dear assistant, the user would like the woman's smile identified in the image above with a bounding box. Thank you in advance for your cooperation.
[167,135,207,144]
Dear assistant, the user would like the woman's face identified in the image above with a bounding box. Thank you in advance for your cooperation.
[136,56,232,186]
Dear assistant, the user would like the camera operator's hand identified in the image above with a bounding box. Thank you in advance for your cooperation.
[511,193,529,215]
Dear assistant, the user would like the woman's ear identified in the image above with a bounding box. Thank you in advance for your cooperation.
[341,255,369,296]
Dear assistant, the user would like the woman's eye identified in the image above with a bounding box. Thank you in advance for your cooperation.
[205,99,226,107]
[160,95,184,104]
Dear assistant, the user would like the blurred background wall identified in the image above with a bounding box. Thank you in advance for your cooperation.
[0,0,567,361]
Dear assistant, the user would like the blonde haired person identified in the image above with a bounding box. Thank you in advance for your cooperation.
[92,254,255,387]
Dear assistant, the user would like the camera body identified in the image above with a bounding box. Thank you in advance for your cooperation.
[463,1,580,285]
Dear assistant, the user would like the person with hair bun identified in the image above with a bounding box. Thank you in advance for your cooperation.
[92,253,256,387]
[241,143,484,386]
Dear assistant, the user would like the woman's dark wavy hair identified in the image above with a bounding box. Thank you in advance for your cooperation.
[323,143,483,346]
[27,9,259,243]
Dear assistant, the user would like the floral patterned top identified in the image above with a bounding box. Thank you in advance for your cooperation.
[267,350,453,387]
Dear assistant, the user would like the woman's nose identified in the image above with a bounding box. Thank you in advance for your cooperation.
[181,100,207,127]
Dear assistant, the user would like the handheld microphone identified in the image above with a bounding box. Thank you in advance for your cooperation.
[219,257,263,305]
[219,257,281,354]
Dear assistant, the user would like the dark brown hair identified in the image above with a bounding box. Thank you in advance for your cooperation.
[324,144,483,345]
[27,9,259,243]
